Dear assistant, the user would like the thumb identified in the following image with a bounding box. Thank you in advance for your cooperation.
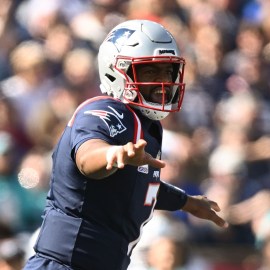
[135,139,165,168]
[134,139,147,150]
[145,153,166,168]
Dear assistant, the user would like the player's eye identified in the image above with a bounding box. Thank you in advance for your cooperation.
[166,69,173,76]
[145,69,156,75]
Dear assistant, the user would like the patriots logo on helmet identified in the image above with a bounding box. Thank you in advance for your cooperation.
[106,28,135,52]
[84,106,127,137]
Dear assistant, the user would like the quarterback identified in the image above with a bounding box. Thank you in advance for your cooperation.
[23,20,227,270]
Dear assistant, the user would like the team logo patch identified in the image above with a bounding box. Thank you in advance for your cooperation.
[106,28,135,52]
[84,106,127,137]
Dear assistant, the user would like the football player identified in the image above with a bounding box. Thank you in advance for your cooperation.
[23,20,228,270]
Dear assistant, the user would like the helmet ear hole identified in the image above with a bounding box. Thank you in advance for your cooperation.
[105,74,116,82]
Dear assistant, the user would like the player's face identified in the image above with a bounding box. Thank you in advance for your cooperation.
[135,63,174,104]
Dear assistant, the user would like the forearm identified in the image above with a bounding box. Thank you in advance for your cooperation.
[75,139,118,179]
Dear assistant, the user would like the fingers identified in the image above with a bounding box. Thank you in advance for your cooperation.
[116,149,125,169]
[186,195,229,228]
[106,140,166,169]
[124,142,136,157]
[208,200,221,212]
[134,139,147,149]
[201,196,221,213]
[106,146,122,170]
[144,152,166,169]
[106,143,139,170]
[206,199,229,228]
[135,139,165,168]
[210,210,229,228]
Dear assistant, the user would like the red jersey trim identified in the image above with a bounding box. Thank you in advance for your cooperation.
[125,105,144,143]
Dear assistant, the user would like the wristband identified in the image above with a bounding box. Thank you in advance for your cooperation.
[155,181,188,211]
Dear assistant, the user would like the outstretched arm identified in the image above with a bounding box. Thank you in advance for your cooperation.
[75,138,165,179]
[155,181,228,228]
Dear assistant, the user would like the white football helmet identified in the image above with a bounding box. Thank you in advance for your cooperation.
[98,20,186,120]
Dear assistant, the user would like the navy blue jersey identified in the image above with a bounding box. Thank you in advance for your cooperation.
[34,97,165,270]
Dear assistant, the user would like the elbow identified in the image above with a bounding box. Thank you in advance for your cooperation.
[76,154,92,177]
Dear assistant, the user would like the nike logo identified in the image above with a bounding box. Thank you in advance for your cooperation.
[108,106,124,119]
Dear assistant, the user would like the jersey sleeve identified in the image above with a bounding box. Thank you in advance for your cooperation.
[68,98,134,159]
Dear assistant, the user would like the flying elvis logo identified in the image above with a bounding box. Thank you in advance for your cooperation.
[84,106,127,137]
[106,28,135,52]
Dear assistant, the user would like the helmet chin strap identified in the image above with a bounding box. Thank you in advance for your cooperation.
[125,91,171,120]
[138,106,170,120]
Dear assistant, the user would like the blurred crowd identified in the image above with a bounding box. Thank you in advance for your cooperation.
[0,0,270,269]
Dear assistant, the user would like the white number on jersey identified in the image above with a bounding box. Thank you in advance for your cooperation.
[144,183,160,206]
